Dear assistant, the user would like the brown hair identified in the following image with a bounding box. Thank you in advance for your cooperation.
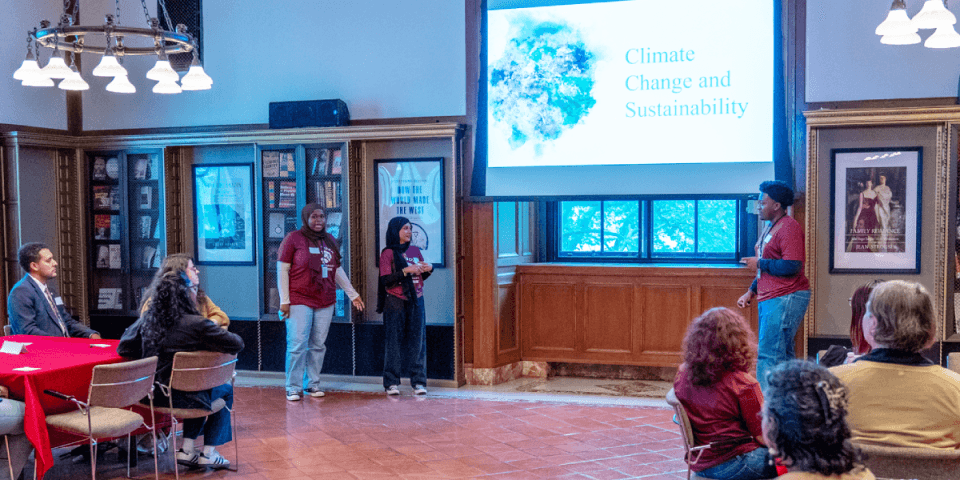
[850,280,883,355]
[681,307,757,386]
[868,280,936,352]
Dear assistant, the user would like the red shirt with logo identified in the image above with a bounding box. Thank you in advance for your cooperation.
[278,231,340,308]
[379,246,425,300]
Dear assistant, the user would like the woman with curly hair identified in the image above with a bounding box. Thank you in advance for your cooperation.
[764,360,874,479]
[673,307,778,480]
[139,253,230,328]
[118,270,243,469]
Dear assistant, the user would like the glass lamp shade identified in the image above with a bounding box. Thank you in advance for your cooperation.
[41,55,72,80]
[145,60,179,82]
[92,54,128,77]
[23,74,54,87]
[913,0,956,29]
[180,65,213,90]
[58,67,90,91]
[877,9,918,36]
[881,31,923,44]
[13,59,42,81]
[152,79,182,94]
[105,74,136,93]
[925,25,960,47]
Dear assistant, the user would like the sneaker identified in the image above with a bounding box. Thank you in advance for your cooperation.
[286,392,302,401]
[305,387,325,398]
[413,385,428,395]
[175,448,199,467]
[385,385,400,396]
[198,449,230,469]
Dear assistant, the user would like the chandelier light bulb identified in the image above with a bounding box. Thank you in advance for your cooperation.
[925,24,960,47]
[913,0,957,29]
[92,52,128,77]
[881,31,923,44]
[105,74,136,93]
[145,59,179,82]
[23,73,54,87]
[58,66,90,91]
[41,55,72,80]
[152,78,182,94]
[13,49,42,81]
[180,65,212,90]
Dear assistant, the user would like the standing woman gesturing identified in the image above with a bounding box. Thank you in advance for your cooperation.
[278,204,364,401]
[377,216,433,395]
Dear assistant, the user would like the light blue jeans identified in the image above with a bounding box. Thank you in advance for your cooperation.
[756,290,810,392]
[285,304,335,394]
[697,446,777,480]
[0,398,32,480]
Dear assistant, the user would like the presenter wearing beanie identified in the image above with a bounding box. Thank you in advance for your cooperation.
[736,180,810,392]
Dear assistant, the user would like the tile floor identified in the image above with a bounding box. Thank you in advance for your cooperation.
[35,378,688,480]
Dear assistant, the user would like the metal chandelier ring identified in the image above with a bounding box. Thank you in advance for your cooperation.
[34,26,194,56]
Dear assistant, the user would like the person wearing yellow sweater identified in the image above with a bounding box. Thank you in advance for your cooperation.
[831,280,960,449]
[139,253,229,328]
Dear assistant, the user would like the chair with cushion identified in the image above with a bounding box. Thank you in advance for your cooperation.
[854,441,960,480]
[43,356,160,480]
[665,387,715,480]
[152,351,238,479]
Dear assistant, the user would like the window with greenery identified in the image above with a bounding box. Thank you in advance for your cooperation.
[553,197,755,263]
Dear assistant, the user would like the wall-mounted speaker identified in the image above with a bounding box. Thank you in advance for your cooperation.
[269,99,350,129]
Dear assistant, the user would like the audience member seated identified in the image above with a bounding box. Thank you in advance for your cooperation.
[831,280,960,449]
[763,360,875,479]
[0,384,33,480]
[819,280,882,367]
[140,253,230,328]
[118,271,243,469]
[673,307,778,480]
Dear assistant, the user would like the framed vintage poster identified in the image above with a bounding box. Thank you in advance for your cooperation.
[830,147,922,274]
[193,163,256,265]
[374,157,445,267]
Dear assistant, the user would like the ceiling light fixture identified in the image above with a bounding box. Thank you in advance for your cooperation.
[878,0,960,47]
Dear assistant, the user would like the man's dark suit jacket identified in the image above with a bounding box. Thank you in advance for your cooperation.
[7,275,98,338]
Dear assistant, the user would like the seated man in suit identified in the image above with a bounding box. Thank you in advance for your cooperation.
[8,242,100,338]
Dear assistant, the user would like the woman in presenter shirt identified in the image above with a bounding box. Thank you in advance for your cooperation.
[377,216,432,396]
[278,204,364,401]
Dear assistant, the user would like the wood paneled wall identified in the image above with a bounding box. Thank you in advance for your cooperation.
[517,264,758,367]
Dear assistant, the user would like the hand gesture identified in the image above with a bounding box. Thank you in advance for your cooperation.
[352,297,365,312]
[737,291,756,309]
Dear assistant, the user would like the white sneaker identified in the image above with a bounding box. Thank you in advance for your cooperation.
[385,385,400,396]
[305,388,325,397]
[176,448,199,467]
[198,449,230,469]
[286,392,302,401]
[413,385,428,395]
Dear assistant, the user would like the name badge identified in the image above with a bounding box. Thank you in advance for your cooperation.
[322,266,328,278]
[309,247,321,254]
[409,258,419,264]
[54,296,64,305]
[764,234,773,243]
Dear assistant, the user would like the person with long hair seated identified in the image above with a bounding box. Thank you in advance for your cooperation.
[118,271,244,469]
[140,253,230,328]
[673,307,778,480]
[818,280,883,367]
[763,360,875,479]
[831,280,960,449]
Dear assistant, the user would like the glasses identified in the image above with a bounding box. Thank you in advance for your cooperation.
[848,297,853,305]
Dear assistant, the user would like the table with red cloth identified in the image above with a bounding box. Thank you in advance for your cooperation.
[0,335,162,479]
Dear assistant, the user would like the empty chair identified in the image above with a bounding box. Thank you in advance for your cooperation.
[43,356,159,480]
[855,442,960,480]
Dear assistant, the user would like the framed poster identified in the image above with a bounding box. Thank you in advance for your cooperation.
[193,163,256,265]
[375,157,445,267]
[830,147,922,274]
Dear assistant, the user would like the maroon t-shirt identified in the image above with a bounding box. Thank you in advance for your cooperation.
[379,246,425,300]
[673,369,766,471]
[278,231,340,308]
[757,215,809,302]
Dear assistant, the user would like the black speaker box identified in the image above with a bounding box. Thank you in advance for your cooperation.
[269,99,350,129]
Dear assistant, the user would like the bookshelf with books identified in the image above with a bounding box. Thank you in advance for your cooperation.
[87,150,165,318]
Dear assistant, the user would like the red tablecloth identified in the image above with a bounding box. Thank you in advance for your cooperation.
[0,335,131,478]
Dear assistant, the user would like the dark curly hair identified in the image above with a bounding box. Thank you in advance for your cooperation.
[680,307,757,386]
[764,360,862,475]
[850,280,883,355]
[140,271,200,357]
[140,253,209,313]
[759,180,795,207]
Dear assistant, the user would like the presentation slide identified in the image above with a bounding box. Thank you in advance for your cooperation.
[487,0,773,173]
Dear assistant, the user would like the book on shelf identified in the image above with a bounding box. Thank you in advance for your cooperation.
[96,245,110,268]
[149,155,159,180]
[330,149,342,174]
[262,151,280,177]
[326,212,342,240]
[93,186,117,210]
[139,185,153,209]
[284,215,298,235]
[97,287,123,310]
[133,157,150,180]
[105,157,120,179]
[153,217,161,239]
[266,181,276,208]
[92,157,107,180]
[268,213,286,238]
[139,216,152,239]
[109,244,121,269]
[142,245,158,269]
[133,287,146,310]
[311,149,329,176]
[278,181,296,208]
[323,181,340,209]
[279,152,295,178]
[94,215,121,240]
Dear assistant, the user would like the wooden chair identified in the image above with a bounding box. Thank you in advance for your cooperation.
[2,325,11,336]
[0,385,14,480]
[42,356,160,480]
[665,388,716,480]
[854,441,960,480]
[152,351,238,479]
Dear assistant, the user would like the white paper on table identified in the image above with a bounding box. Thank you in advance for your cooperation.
[0,341,28,354]
[12,366,40,371]
[89,344,112,348]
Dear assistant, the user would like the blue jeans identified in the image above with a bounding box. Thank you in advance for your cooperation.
[285,304,335,394]
[181,383,234,446]
[756,290,810,392]
[0,398,31,480]
[382,295,427,388]
[697,446,777,480]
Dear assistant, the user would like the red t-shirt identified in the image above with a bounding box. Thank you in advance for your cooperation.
[278,231,340,308]
[673,369,766,471]
[757,215,809,302]
[379,246,425,300]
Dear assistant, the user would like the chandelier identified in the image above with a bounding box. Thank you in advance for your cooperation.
[876,0,960,48]
[12,0,212,94]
